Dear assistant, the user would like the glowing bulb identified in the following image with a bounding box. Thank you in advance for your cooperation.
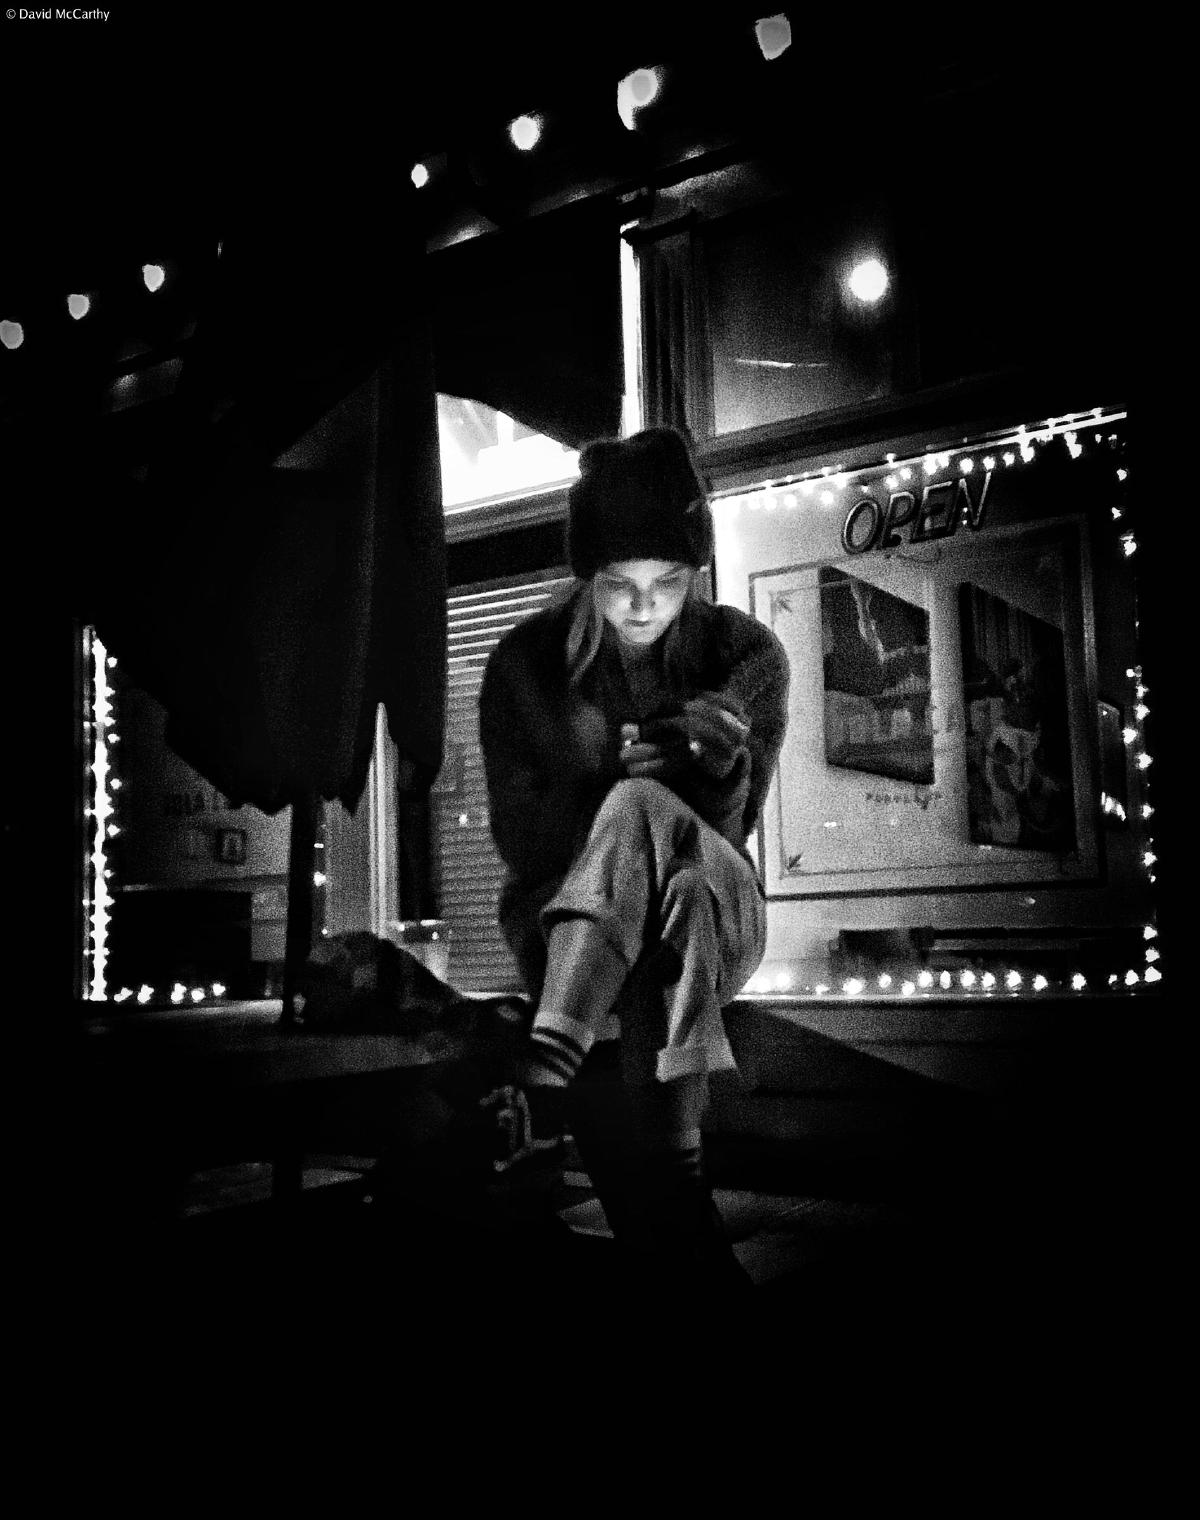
[877,974,893,989]
[981,972,996,989]
[847,258,889,303]
[142,264,166,292]
[900,981,916,997]
[508,114,542,151]
[1145,966,1162,984]
[113,988,133,1002]
[1144,925,1158,940]
[617,68,661,130]
[960,971,977,988]
[1003,452,1016,466]
[959,457,974,473]
[1006,970,1022,989]
[68,293,91,319]
[939,971,952,989]
[411,162,430,189]
[1033,974,1048,991]
[1145,948,1160,963]
[774,971,793,990]
[0,320,24,350]
[843,978,865,995]
[170,985,186,1004]
[917,969,933,988]
[313,871,327,886]
[1071,974,1087,991]
[755,14,792,59]
[982,457,996,471]
[211,982,226,996]
[1125,969,1139,986]
[190,987,205,1003]
[137,986,153,1004]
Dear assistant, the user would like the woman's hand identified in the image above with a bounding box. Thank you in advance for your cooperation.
[619,697,750,782]
[678,695,751,778]
[619,722,690,781]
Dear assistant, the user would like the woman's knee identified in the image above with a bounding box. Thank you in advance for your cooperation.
[595,777,688,832]
[663,863,710,912]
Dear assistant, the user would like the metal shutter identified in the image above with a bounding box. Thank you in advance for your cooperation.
[432,569,573,992]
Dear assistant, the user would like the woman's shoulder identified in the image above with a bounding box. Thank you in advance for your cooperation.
[488,589,577,674]
[698,598,788,664]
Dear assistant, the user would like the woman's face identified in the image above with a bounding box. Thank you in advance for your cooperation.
[593,559,692,649]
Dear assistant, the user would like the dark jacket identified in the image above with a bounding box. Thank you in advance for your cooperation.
[479,585,791,951]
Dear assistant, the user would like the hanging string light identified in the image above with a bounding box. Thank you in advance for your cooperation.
[84,631,116,1002]
[84,626,234,1012]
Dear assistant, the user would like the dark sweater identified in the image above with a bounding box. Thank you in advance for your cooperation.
[479,586,791,911]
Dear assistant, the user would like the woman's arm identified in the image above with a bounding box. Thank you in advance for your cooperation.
[625,618,791,846]
[479,636,603,885]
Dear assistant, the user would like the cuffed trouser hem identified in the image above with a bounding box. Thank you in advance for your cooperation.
[654,1043,738,1083]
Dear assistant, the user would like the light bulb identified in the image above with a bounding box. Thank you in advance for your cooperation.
[847,258,889,303]
[508,114,542,151]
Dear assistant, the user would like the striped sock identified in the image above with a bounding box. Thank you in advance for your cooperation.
[525,1021,591,1086]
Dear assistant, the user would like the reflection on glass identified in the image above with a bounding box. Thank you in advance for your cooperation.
[704,197,898,434]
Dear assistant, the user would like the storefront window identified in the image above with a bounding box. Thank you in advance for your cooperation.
[704,194,902,435]
[709,405,1156,998]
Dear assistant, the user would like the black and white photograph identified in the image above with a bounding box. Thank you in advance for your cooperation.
[959,582,1076,852]
[2,8,1164,1404]
[820,566,934,785]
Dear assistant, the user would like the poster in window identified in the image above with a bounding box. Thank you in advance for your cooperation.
[958,583,1075,852]
[750,521,1099,899]
[820,567,933,785]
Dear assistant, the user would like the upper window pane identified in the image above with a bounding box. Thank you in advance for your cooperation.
[437,394,579,510]
[703,195,901,435]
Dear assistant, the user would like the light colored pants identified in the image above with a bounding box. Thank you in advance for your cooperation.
[532,777,767,1085]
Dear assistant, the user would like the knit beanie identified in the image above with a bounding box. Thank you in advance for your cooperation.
[565,428,714,579]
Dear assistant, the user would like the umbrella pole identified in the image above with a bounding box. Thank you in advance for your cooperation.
[280,789,320,1027]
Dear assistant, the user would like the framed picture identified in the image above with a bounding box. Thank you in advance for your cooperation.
[751,520,1100,899]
